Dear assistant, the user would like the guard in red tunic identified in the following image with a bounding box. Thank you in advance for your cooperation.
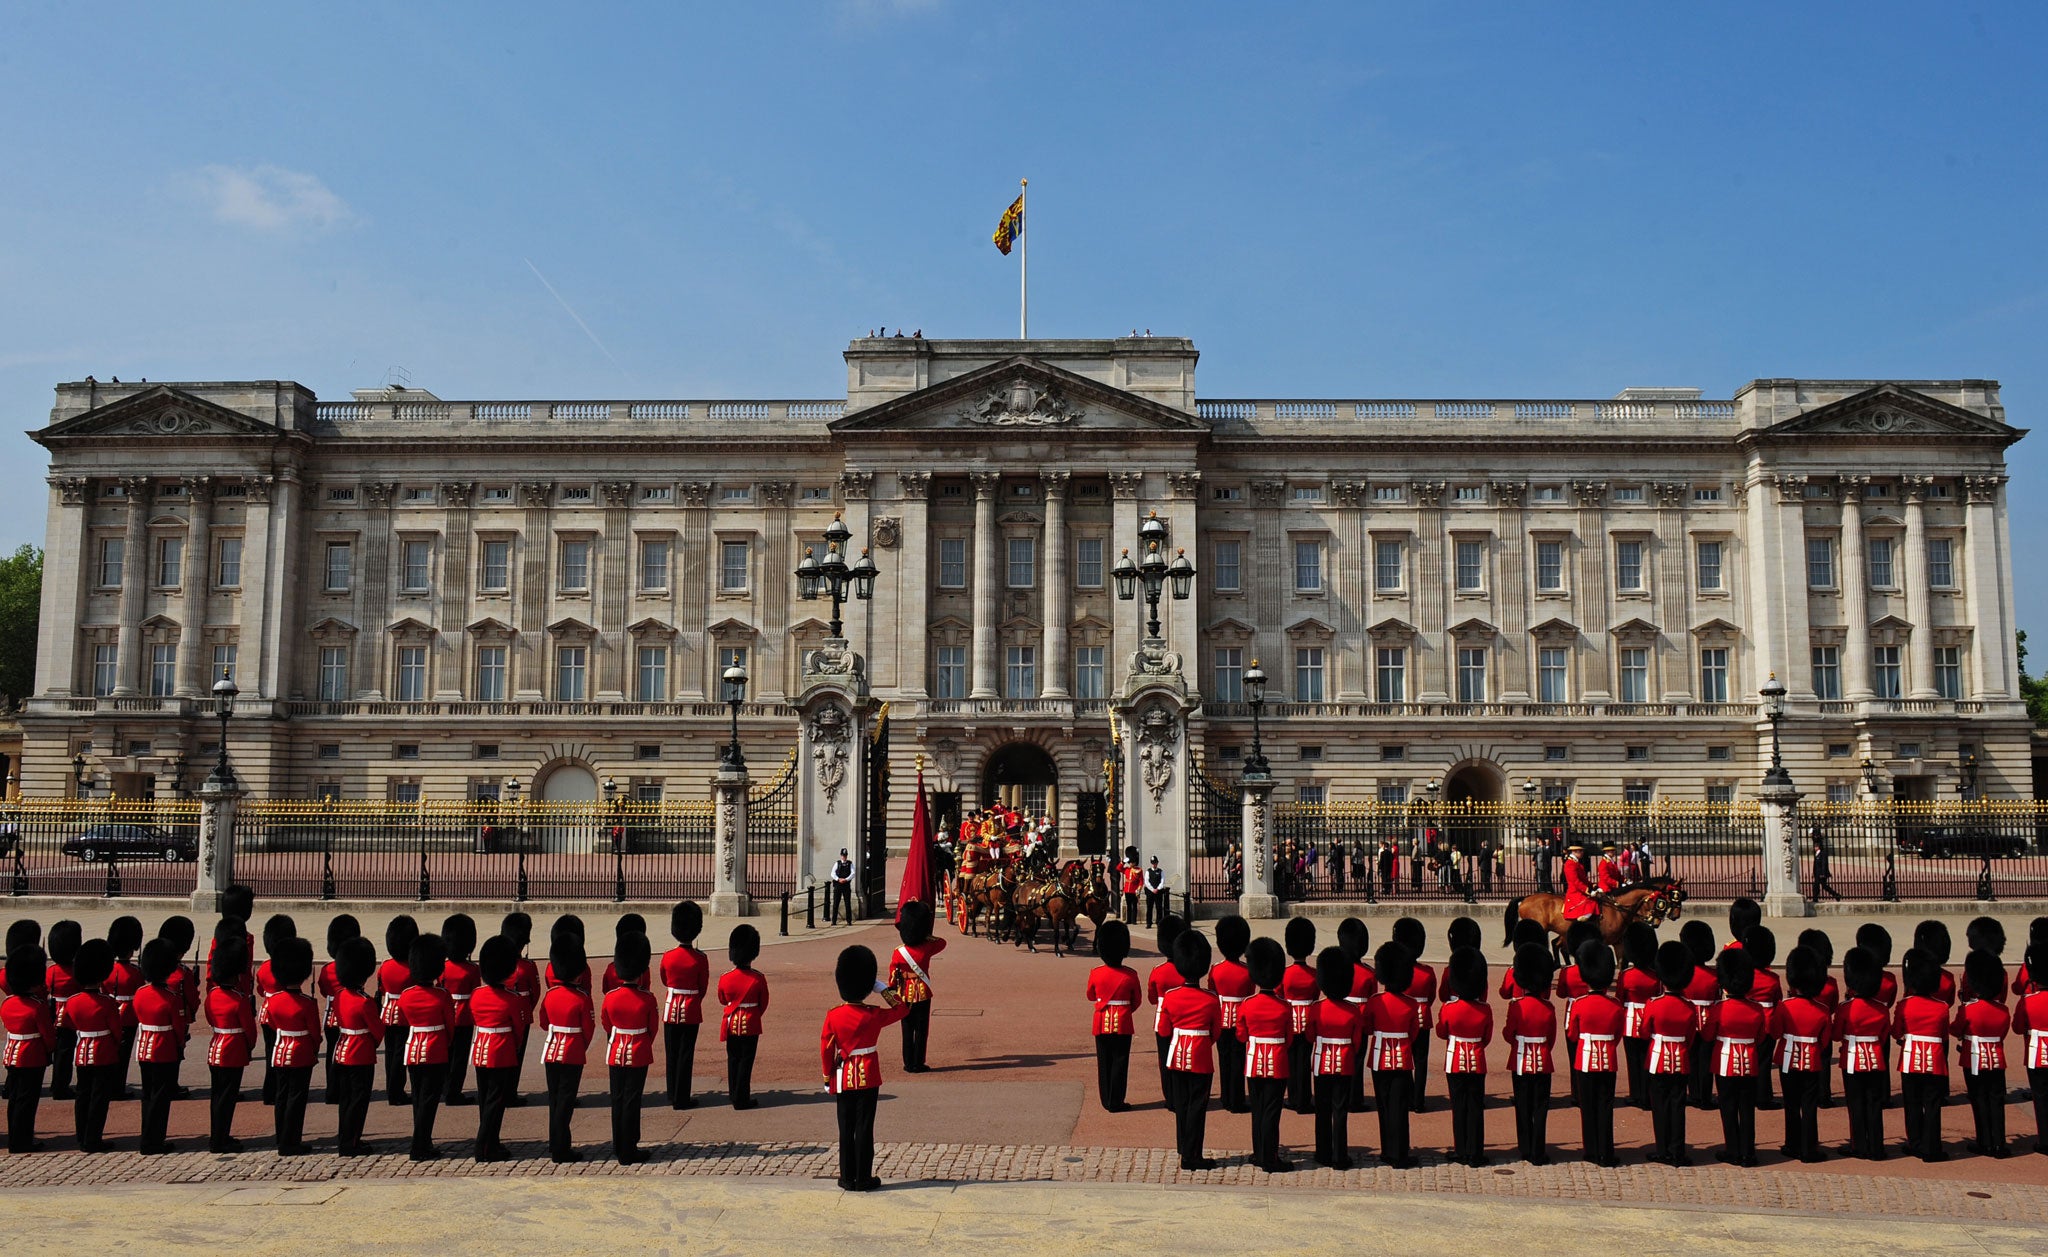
[661,901,709,1110]
[1565,942,1624,1167]
[1237,937,1294,1173]
[132,939,187,1155]
[538,938,595,1162]
[2013,942,2048,1153]
[1311,947,1365,1169]
[888,900,946,1072]
[1856,922,1900,1007]
[439,913,481,1108]
[1280,918,1320,1114]
[603,932,659,1164]
[1954,949,2012,1158]
[376,914,419,1107]
[1916,921,1959,1006]
[1741,926,1784,1111]
[718,925,768,1110]
[1706,948,1765,1166]
[1503,946,1557,1164]
[329,937,380,1156]
[1595,844,1623,895]
[602,915,654,994]
[1146,915,1188,1099]
[1209,916,1253,1114]
[822,945,910,1191]
[501,912,541,1080]
[1158,931,1223,1171]
[1796,927,1841,1109]
[1086,920,1142,1112]
[1619,923,1661,1110]
[1554,920,1597,1108]
[103,916,144,1103]
[1893,948,1951,1161]
[264,937,320,1157]
[1774,946,1833,1163]
[3,945,55,1153]
[1436,947,1494,1167]
[253,914,296,1106]
[470,935,527,1163]
[1644,941,1700,1165]
[63,938,118,1152]
[205,939,258,1153]
[43,920,81,1104]
[396,933,454,1161]
[1679,920,1720,1110]
[1834,946,1890,1160]
[1560,844,1598,923]
[319,914,360,1104]
[158,915,200,1097]
[1392,917,1436,1113]
[1337,918,1378,1114]
[1364,941,1420,1168]
[2015,921,2046,996]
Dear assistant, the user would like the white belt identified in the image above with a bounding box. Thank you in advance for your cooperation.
[1285,999,1314,1007]
[451,994,471,1003]
[669,989,701,997]
[732,1003,760,1009]
[1687,999,1713,1009]
[1515,1036,1547,1048]
[214,1027,247,1035]
[75,1029,111,1039]
[843,1045,877,1058]
[1719,1037,1754,1045]
[2029,1030,2048,1051]
[474,1026,513,1035]
[1247,1035,1285,1046]
[1844,1034,1878,1046]
[405,1025,444,1035]
[337,1027,373,1037]
[1449,1034,1482,1044]
[138,1023,172,1033]
[1651,1033,1687,1050]
[276,1028,311,1038]
[611,1027,648,1035]
[1314,1036,1351,1049]
[113,995,134,1004]
[1170,1028,1212,1041]
[1219,995,1247,1005]
[5,1032,39,1042]
[1904,1034,1940,1048]
[1103,1000,1132,1006]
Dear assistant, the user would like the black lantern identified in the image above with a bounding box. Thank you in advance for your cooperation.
[1243,658,1270,779]
[1759,672,1791,787]
[169,754,190,798]
[1860,756,1884,797]
[1958,750,1979,798]
[210,667,240,787]
[720,663,749,770]
[72,751,89,798]
[1116,511,1195,640]
[795,513,878,639]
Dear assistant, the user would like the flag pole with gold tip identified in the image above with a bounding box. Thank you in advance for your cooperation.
[1019,178,1028,339]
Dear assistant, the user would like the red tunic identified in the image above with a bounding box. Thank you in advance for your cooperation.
[1565,991,1624,1073]
[1504,994,1557,1075]
[511,957,541,1006]
[376,958,411,1026]
[0,995,55,1068]
[397,985,456,1066]
[717,967,769,1040]
[1876,970,1899,1008]
[1209,959,1253,1032]
[1892,994,1950,1074]
[1832,996,1889,1074]
[1557,964,1590,1033]
[469,984,526,1069]
[601,986,658,1067]
[1561,859,1597,919]
[1620,966,1662,1039]
[1772,996,1832,1072]
[331,989,380,1066]
[254,960,280,1025]
[131,983,186,1063]
[1279,961,1320,1035]
[1159,983,1223,1073]
[1682,964,1720,1033]
[820,999,911,1092]
[1363,990,1418,1071]
[2018,961,2039,999]
[206,985,258,1068]
[1748,967,1783,1026]
[1147,960,1184,1036]
[1349,961,1379,1006]
[46,963,79,1030]
[660,945,710,1025]
[65,990,120,1066]
[208,932,255,990]
[1435,994,1494,1074]
[264,991,321,1068]
[889,938,948,1005]
[1643,992,1697,1074]
[1407,961,1439,1036]
[1705,997,1767,1077]
[2012,990,2048,1069]
[538,984,595,1066]
[166,965,198,1023]
[107,959,143,1028]
[1237,991,1292,1079]
[1595,857,1622,893]
[1310,996,1365,1076]
[319,961,344,1029]
[1085,963,1142,1037]
[1935,969,1957,1006]
[599,962,651,995]
[443,958,482,1029]
[1951,997,2011,1074]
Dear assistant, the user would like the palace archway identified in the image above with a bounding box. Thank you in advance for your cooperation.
[981,741,1059,819]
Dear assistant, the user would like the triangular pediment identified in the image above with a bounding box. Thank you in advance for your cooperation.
[307,616,358,637]
[1609,617,1661,640]
[1206,615,1257,637]
[830,356,1206,434]
[787,616,832,637]
[138,613,181,632]
[928,614,972,634]
[1870,614,1913,633]
[1071,612,1113,634]
[1285,616,1334,640]
[626,617,678,638]
[707,617,758,641]
[1754,384,2020,444]
[1691,617,1740,639]
[36,385,284,440]
[1449,617,1499,640]
[1529,616,1581,644]
[1367,617,1418,641]
[465,616,515,637]
[545,616,597,638]
[385,616,436,637]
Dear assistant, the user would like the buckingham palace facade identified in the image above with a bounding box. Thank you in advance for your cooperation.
[22,335,2029,834]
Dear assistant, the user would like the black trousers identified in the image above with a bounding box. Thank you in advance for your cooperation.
[1121,891,1138,921]
[208,1064,244,1147]
[1248,1077,1286,1168]
[1511,1073,1551,1163]
[1372,1069,1414,1166]
[835,1086,879,1187]
[332,1063,372,1152]
[1965,1068,2008,1153]
[1314,1072,1354,1166]
[901,1000,931,1069]
[115,1026,137,1098]
[1756,1039,1778,1108]
[382,1025,407,1103]
[1285,1036,1313,1112]
[1902,1072,1944,1160]
[1094,1034,1131,1111]
[1412,1045,1431,1112]
[407,1062,447,1156]
[324,1026,341,1101]
[1687,1041,1714,1108]
[1578,1069,1616,1164]
[272,1064,311,1152]
[73,1063,114,1150]
[1781,1069,1822,1160]
[664,1022,699,1106]
[1843,1070,1886,1158]
[1447,1073,1486,1165]
[2031,1067,2048,1155]
[828,882,853,925]
[1648,1072,1689,1162]
[5,1065,43,1151]
[727,1035,758,1106]
[610,1064,646,1161]
[444,1027,474,1103]
[1155,1033,1170,1097]
[261,1027,278,1104]
[1215,1030,1246,1112]
[1717,1074,1757,1164]
[545,1063,582,1160]
[1623,1038,1649,1109]
[1145,889,1167,926]
[138,1059,178,1149]
[50,1029,76,1097]
[1162,1068,1211,1168]
[475,1064,516,1155]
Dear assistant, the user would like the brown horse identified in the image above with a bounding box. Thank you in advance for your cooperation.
[1504,877,1686,959]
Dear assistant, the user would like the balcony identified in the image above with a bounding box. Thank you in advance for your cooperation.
[275,700,797,720]
[1203,700,1758,720]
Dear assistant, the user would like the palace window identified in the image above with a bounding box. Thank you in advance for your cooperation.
[97,538,124,588]
[156,537,183,587]
[1007,537,1035,589]
[1075,537,1104,588]
[1294,647,1325,702]
[1378,784,1409,805]
[1927,537,1955,588]
[937,538,966,589]
[1617,648,1648,703]
[719,541,749,592]
[91,645,117,697]
[934,646,966,699]
[1535,540,1564,592]
[398,539,429,593]
[1373,539,1403,592]
[1212,539,1241,592]
[1456,648,1487,703]
[639,539,671,591]
[212,644,238,683]
[1294,540,1323,592]
[1698,647,1729,703]
[1868,537,1894,588]
[1612,486,1644,504]
[1375,647,1406,703]
[1872,645,1902,700]
[478,540,510,592]
[150,644,177,697]
[1074,646,1105,699]
[1454,540,1483,592]
[559,539,591,592]
[1805,536,1835,589]
[1004,645,1037,699]
[1614,539,1645,592]
[555,646,588,701]
[1624,782,1654,805]
[1537,647,1569,703]
[1934,646,1963,700]
[396,646,428,701]
[636,645,669,702]
[1693,487,1723,504]
[1811,646,1840,701]
[1695,540,1723,591]
[324,541,353,592]
[319,647,349,701]
[1212,647,1244,702]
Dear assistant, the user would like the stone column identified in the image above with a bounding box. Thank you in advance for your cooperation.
[1112,471,1151,672]
[112,477,149,694]
[677,483,712,699]
[260,470,302,706]
[1248,478,1286,687]
[1238,772,1277,919]
[1041,471,1071,697]
[190,774,244,914]
[1839,478,1874,701]
[1902,476,1937,699]
[796,660,870,903]
[1114,660,1195,900]
[595,482,632,700]
[1569,480,1609,701]
[176,478,214,698]
[710,766,751,917]
[761,482,796,699]
[437,482,477,699]
[1760,779,1810,918]
[1333,482,1370,700]
[1962,475,2012,698]
[35,477,91,697]
[892,473,932,698]
[969,471,1001,699]
[359,483,399,699]
[238,476,276,699]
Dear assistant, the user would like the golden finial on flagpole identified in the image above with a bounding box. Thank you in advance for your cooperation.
[915,753,926,773]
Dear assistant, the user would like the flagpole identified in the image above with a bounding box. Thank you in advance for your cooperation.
[1019,178,1028,339]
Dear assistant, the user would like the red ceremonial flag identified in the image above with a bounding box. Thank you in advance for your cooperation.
[897,770,934,922]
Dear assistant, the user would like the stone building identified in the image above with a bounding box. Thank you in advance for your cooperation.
[23,337,2028,843]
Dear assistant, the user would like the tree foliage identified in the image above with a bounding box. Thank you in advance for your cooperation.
[2020,631,2048,726]
[0,545,41,707]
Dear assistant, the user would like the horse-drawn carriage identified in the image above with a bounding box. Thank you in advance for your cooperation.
[950,845,1112,956]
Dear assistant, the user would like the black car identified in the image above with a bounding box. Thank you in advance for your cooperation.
[1903,825,2026,860]
[62,823,197,864]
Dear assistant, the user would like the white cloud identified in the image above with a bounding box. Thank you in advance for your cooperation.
[184,164,356,232]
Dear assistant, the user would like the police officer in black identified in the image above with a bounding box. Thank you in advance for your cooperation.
[829,849,855,925]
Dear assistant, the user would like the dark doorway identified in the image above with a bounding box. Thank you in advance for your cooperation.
[981,742,1058,817]
[1442,762,1503,863]
[1076,792,1108,855]
[929,791,963,845]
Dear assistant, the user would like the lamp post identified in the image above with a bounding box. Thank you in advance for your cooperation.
[1112,511,1196,642]
[504,776,528,902]
[169,755,190,800]
[1860,756,1885,798]
[1243,659,1271,780]
[603,775,625,902]
[796,513,879,640]
[209,669,240,789]
[1522,776,1541,893]
[1758,672,1809,917]
[73,752,89,801]
[1760,672,1790,788]
[721,664,749,771]
[1958,750,1979,800]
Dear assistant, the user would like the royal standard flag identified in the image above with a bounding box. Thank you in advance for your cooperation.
[992,194,1024,255]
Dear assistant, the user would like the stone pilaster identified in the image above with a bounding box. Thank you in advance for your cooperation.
[1962,474,2011,698]
[677,482,712,699]
[969,470,1000,699]
[175,477,214,697]
[710,766,751,917]
[1238,772,1278,919]
[1902,476,1937,699]
[1041,470,1071,697]
[1839,478,1873,701]
[112,477,149,694]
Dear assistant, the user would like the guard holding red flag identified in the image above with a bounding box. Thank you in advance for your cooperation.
[1564,942,1623,1167]
[1365,941,1419,1168]
[889,900,946,1072]
[1775,946,1832,1163]
[822,945,910,1191]
[1436,947,1493,1168]
[1504,946,1557,1164]
[1085,920,1141,1112]
[1238,937,1293,1173]
[1644,940,1700,1165]
[661,901,709,1109]
[1158,931,1222,1171]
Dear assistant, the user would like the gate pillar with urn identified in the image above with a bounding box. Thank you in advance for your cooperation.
[1112,649,1197,904]
[795,639,875,912]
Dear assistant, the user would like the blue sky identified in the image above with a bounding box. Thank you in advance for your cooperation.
[3,2,2044,631]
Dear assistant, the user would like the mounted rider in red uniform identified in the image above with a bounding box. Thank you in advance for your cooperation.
[1561,843,1600,921]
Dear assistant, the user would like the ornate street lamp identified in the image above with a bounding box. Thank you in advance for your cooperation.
[1958,749,1979,799]
[209,668,240,788]
[1243,659,1271,780]
[503,775,528,901]
[796,513,880,639]
[603,775,625,901]
[72,752,89,799]
[1860,756,1885,797]
[1112,511,1195,640]
[169,754,190,799]
[1759,672,1791,788]
[721,663,749,771]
